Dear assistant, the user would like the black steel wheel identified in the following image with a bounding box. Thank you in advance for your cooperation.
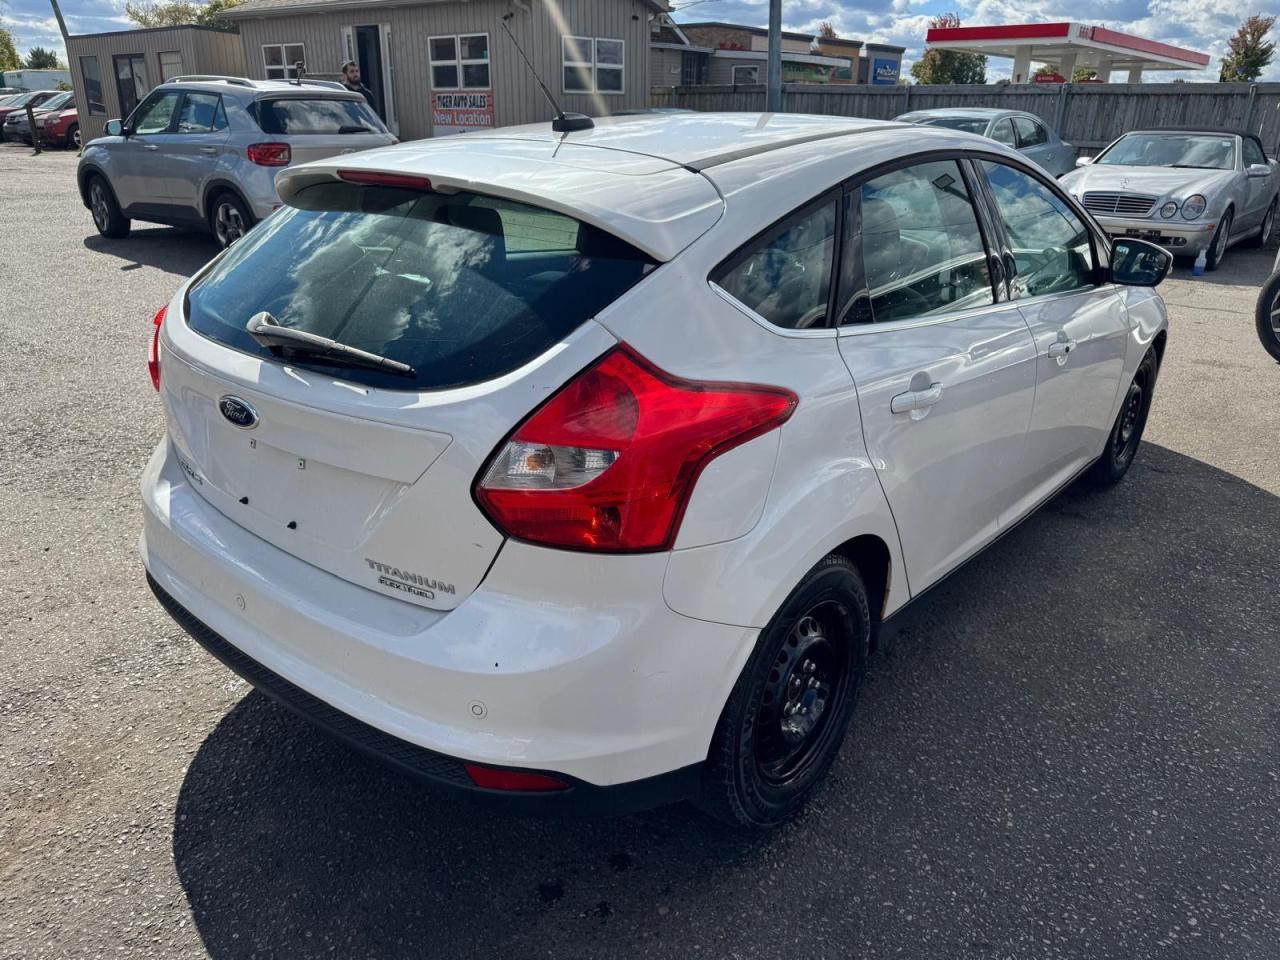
[699,555,870,828]
[1254,269,1280,363]
[1090,349,1158,486]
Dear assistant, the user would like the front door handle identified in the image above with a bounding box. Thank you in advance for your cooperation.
[1047,332,1078,362]
[199,146,218,155]
[142,143,159,151]
[891,380,944,418]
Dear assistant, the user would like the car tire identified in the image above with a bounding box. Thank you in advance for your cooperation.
[697,554,870,829]
[1254,270,1280,363]
[1206,208,1233,270]
[1251,199,1277,248]
[209,191,254,249]
[66,124,79,151]
[1089,349,1158,486]
[88,174,130,239]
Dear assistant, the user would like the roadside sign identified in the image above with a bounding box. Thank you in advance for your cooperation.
[432,90,495,136]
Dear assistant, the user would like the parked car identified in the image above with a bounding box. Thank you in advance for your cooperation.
[140,113,1169,827]
[78,76,396,249]
[894,108,1076,176]
[2,90,74,144]
[1255,246,1280,362]
[1061,128,1279,270]
[38,98,80,149]
[0,89,61,128]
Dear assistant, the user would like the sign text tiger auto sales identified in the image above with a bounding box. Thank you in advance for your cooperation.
[432,91,495,135]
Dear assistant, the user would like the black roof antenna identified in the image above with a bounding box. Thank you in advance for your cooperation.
[500,12,593,134]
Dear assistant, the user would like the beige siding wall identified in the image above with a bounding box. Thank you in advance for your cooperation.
[231,0,654,141]
[707,55,760,86]
[66,26,247,142]
[650,47,683,87]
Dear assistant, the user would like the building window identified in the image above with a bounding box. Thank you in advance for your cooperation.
[731,65,759,84]
[680,50,706,85]
[429,34,490,90]
[113,53,150,121]
[263,43,305,80]
[158,51,184,82]
[562,36,624,94]
[80,56,106,115]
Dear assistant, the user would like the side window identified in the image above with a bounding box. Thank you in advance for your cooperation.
[852,160,994,324]
[131,91,179,135]
[980,161,1096,298]
[990,118,1016,146]
[1244,138,1266,167]
[714,197,838,330]
[175,93,222,134]
[1013,116,1047,147]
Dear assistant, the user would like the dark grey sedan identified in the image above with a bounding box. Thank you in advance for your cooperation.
[894,107,1076,176]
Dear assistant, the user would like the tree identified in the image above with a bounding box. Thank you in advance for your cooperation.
[1220,14,1275,81]
[818,21,838,40]
[23,46,61,69]
[124,0,243,31]
[910,13,986,84]
[0,22,20,73]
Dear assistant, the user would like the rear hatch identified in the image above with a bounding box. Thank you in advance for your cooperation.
[250,93,396,165]
[161,172,676,610]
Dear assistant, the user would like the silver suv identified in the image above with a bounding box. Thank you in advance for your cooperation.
[78,76,396,249]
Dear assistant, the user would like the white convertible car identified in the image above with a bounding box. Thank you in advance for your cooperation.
[1061,128,1280,270]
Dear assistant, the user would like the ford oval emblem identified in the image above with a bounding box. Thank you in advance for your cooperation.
[218,395,259,430]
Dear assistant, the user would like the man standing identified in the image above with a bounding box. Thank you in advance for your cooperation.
[340,60,377,110]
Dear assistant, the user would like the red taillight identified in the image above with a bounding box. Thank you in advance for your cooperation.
[474,345,797,552]
[246,142,291,167]
[148,305,166,391]
[337,169,432,190]
[463,764,568,792]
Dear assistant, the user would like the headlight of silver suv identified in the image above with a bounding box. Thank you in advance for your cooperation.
[1160,201,1178,218]
[1181,194,1207,220]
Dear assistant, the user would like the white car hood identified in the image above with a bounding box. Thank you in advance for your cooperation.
[1062,164,1233,199]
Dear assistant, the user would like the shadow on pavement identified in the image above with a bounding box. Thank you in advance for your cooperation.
[173,443,1280,959]
[84,228,219,277]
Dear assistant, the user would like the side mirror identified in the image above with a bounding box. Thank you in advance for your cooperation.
[1075,155,1093,167]
[1111,238,1171,288]
[1247,163,1271,179]
[104,119,124,137]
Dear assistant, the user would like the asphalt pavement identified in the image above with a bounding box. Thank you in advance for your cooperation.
[1,144,1278,960]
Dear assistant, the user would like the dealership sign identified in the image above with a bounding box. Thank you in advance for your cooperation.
[872,58,899,85]
[432,91,495,136]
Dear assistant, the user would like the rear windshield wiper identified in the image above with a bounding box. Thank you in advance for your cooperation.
[338,124,373,134]
[245,311,416,377]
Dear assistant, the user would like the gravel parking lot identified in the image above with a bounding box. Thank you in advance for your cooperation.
[2,144,1278,960]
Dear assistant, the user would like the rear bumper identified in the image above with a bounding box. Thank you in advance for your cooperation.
[147,573,700,816]
[1091,214,1217,254]
[140,438,756,800]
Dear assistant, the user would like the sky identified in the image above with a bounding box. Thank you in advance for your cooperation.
[2,0,1279,81]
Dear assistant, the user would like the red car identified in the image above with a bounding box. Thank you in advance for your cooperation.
[38,102,79,149]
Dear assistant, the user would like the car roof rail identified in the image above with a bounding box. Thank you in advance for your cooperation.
[298,79,348,90]
[163,75,257,88]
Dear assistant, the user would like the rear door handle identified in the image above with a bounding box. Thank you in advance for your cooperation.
[1047,334,1078,361]
[890,381,944,416]
[142,143,159,151]
[199,146,218,155]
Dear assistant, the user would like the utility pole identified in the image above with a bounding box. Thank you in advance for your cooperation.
[766,0,782,113]
[47,0,70,46]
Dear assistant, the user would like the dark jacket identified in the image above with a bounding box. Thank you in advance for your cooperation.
[344,82,376,110]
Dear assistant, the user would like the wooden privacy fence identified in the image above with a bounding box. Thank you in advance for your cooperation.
[651,82,1280,156]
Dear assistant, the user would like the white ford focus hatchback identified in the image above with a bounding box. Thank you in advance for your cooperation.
[141,113,1170,827]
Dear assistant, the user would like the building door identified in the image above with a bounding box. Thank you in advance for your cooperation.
[342,23,398,135]
[113,53,150,122]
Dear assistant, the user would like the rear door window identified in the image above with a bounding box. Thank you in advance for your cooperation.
[175,93,226,134]
[1012,116,1047,147]
[252,97,387,135]
[185,183,656,391]
[989,118,1016,146]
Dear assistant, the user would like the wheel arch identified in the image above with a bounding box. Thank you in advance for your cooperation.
[201,179,254,224]
[829,534,892,625]
[77,163,108,208]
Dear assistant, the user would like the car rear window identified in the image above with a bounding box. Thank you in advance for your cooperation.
[251,97,387,135]
[184,182,657,391]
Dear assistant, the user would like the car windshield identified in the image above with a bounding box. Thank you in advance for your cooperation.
[1097,133,1235,170]
[39,93,73,111]
[252,97,388,135]
[912,116,989,135]
[4,92,44,107]
[185,182,657,391]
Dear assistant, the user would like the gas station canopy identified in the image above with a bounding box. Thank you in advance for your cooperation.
[924,22,1211,83]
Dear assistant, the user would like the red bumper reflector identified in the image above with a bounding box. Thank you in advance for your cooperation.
[463,764,569,792]
[148,305,166,391]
